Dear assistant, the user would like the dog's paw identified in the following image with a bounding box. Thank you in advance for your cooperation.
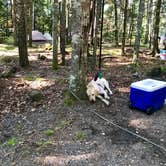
[105,95,110,100]
[103,99,109,106]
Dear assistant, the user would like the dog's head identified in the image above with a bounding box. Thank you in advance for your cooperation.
[86,82,98,102]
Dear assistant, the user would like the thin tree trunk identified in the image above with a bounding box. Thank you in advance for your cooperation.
[26,0,33,47]
[114,0,119,46]
[15,0,29,67]
[12,0,17,46]
[93,0,102,68]
[121,0,128,55]
[128,1,135,46]
[133,0,145,63]
[52,0,59,70]
[28,0,33,47]
[144,0,152,44]
[152,0,161,56]
[60,0,66,65]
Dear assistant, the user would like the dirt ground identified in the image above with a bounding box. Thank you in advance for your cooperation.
[0,45,166,166]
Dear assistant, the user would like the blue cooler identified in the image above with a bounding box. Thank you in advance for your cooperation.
[130,79,166,114]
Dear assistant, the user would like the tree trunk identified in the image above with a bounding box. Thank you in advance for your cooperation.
[12,0,17,46]
[93,0,102,69]
[144,0,152,44]
[69,0,89,99]
[128,1,135,46]
[133,0,145,63]
[66,1,70,44]
[52,0,59,70]
[121,0,128,55]
[60,0,66,65]
[15,0,29,67]
[26,0,33,47]
[152,0,161,57]
[114,0,119,46]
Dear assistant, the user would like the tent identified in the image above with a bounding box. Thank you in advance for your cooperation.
[32,30,47,42]
[44,32,53,44]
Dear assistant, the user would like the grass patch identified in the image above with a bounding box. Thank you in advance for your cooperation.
[0,55,18,64]
[36,140,53,147]
[5,45,15,50]
[44,129,54,137]
[64,92,73,107]
[3,36,14,45]
[23,76,36,81]
[64,91,74,107]
[6,138,18,146]
[75,131,87,141]
[16,124,23,130]
[102,47,121,57]
[55,120,73,131]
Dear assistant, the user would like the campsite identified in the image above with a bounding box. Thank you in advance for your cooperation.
[0,0,166,165]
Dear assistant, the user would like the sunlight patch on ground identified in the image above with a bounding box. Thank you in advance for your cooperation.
[37,152,99,165]
[128,118,152,129]
[24,79,55,89]
[102,48,121,57]
[118,87,130,93]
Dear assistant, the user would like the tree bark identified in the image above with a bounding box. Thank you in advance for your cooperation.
[114,0,119,46]
[15,0,29,67]
[133,0,145,63]
[144,0,152,44]
[12,0,17,46]
[93,0,102,69]
[60,0,66,65]
[52,0,59,70]
[69,0,89,99]
[152,0,161,57]
[26,0,33,47]
[121,0,128,55]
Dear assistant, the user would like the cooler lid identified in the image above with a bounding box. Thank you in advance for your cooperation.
[131,79,166,92]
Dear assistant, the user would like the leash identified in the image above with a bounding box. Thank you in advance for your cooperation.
[69,89,166,154]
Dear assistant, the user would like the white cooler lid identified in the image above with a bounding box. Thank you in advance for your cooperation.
[131,79,166,92]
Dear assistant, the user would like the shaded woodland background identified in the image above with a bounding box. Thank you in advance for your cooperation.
[0,0,166,97]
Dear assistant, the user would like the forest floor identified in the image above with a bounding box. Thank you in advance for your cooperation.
[0,43,166,166]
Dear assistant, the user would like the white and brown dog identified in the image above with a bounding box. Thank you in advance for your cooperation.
[86,73,113,105]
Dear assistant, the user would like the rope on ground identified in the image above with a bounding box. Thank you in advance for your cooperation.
[69,89,166,154]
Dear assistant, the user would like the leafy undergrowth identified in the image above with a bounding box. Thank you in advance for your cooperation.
[0,46,166,165]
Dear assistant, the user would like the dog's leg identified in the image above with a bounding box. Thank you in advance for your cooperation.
[104,80,113,95]
[97,95,110,106]
[100,89,110,100]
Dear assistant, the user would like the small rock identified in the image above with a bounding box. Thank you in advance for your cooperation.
[29,90,43,102]
[160,138,164,142]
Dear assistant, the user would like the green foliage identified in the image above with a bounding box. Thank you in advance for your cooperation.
[3,36,14,45]
[0,55,18,64]
[75,131,87,141]
[161,66,166,73]
[55,120,73,131]
[5,45,15,50]
[23,76,36,81]
[44,129,54,137]
[34,0,52,33]
[6,138,18,146]
[64,91,74,107]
